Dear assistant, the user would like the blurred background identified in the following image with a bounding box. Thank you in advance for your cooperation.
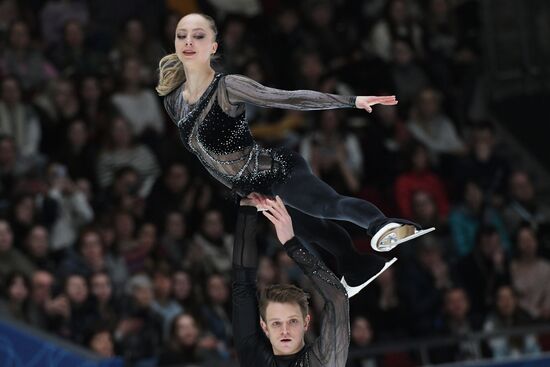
[0,0,549,366]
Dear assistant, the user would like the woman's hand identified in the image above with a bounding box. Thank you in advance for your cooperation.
[355,95,398,113]
[262,196,295,245]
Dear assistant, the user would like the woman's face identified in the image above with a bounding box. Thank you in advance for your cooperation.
[91,274,112,303]
[9,22,30,50]
[175,14,217,66]
[81,77,101,102]
[110,118,132,147]
[173,272,192,300]
[351,317,372,346]
[15,197,34,223]
[518,227,538,258]
[9,276,29,302]
[27,226,49,257]
[66,276,88,304]
[176,315,199,346]
[67,120,88,147]
[165,212,185,238]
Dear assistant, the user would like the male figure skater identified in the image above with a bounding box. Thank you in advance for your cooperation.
[232,195,349,367]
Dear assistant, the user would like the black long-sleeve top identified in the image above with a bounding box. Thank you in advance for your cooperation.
[163,74,356,196]
[232,206,350,367]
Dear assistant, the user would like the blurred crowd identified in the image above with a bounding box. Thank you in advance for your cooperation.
[1,0,550,366]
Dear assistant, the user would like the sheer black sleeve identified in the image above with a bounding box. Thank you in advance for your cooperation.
[232,206,272,366]
[224,74,357,110]
[285,238,350,367]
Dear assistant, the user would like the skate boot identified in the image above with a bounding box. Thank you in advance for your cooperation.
[371,222,435,252]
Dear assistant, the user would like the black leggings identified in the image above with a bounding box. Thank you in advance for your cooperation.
[271,154,392,282]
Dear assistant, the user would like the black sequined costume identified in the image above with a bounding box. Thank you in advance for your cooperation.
[232,206,350,367]
[164,73,410,285]
[163,73,355,196]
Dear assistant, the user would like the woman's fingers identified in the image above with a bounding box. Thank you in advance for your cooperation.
[262,209,278,224]
[275,196,289,216]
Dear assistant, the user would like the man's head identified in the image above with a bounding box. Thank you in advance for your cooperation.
[259,284,311,356]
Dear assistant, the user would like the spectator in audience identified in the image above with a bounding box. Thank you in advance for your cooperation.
[503,170,550,239]
[158,211,191,270]
[401,237,452,335]
[0,76,41,160]
[369,0,423,62]
[37,78,82,155]
[151,265,183,340]
[172,269,200,314]
[422,0,458,92]
[407,87,465,161]
[115,274,163,367]
[395,142,449,220]
[47,19,107,78]
[78,74,112,139]
[201,273,232,350]
[0,271,30,322]
[510,224,550,320]
[109,18,164,83]
[120,222,157,275]
[24,225,56,273]
[0,136,35,208]
[95,166,140,215]
[26,270,55,329]
[350,266,408,341]
[52,273,96,344]
[484,285,540,359]
[430,287,485,364]
[8,193,39,246]
[455,226,510,317]
[90,271,121,330]
[158,313,228,367]
[54,118,98,188]
[40,0,89,47]
[346,316,378,367]
[187,209,233,277]
[409,190,442,236]
[361,103,410,188]
[86,326,116,358]
[58,227,128,289]
[391,38,429,108]
[449,180,510,257]
[456,121,510,202]
[111,57,165,139]
[0,219,35,285]
[0,20,57,93]
[300,110,362,195]
[46,162,94,252]
[145,161,196,226]
[96,116,160,196]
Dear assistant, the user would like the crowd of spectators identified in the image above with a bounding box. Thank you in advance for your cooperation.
[1,0,550,366]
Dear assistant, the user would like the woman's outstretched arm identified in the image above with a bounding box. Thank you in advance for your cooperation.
[224,74,397,113]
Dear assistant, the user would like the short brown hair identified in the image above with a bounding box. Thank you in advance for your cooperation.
[259,284,309,321]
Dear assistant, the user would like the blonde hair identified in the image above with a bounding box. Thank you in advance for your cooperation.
[156,13,218,96]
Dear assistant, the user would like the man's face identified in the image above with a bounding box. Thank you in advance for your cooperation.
[260,302,310,356]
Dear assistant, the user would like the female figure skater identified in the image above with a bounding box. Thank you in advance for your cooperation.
[158,13,434,296]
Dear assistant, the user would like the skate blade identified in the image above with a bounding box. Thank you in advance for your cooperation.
[341,257,398,298]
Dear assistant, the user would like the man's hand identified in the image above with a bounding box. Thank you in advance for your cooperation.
[262,195,294,245]
[355,95,398,113]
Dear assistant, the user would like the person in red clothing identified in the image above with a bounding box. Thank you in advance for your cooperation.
[395,142,449,220]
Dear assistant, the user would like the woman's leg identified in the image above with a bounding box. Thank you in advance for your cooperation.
[287,206,388,286]
[273,154,393,236]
